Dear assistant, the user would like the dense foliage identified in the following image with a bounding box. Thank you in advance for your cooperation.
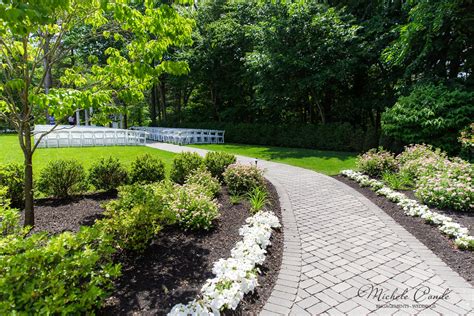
[147,0,472,155]
[382,84,474,154]
[89,157,129,191]
[171,183,220,231]
[223,164,266,196]
[37,159,88,198]
[358,145,473,211]
[0,203,120,314]
[356,148,398,178]
[130,154,166,184]
[99,182,176,251]
[185,167,221,198]
[0,163,24,207]
[170,151,205,184]
[204,151,236,181]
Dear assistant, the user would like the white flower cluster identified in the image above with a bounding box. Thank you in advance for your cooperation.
[341,170,473,250]
[168,211,281,316]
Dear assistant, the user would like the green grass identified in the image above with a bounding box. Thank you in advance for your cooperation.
[0,135,176,173]
[190,143,356,175]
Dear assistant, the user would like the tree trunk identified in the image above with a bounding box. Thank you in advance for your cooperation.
[123,107,128,129]
[150,83,158,126]
[22,126,34,227]
[159,79,167,122]
[210,85,219,121]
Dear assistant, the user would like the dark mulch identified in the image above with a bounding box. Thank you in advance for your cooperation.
[100,181,282,315]
[334,175,474,286]
[21,191,116,235]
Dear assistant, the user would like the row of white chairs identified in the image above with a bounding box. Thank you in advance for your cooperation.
[130,127,225,145]
[34,130,147,148]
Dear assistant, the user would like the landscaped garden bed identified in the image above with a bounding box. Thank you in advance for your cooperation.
[0,151,283,315]
[102,182,282,315]
[334,144,473,285]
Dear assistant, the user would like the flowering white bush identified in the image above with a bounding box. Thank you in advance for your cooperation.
[415,159,474,211]
[168,211,281,315]
[341,170,473,251]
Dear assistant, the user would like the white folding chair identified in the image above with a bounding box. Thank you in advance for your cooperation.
[82,131,94,146]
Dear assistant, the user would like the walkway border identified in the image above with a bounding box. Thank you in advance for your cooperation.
[260,174,302,315]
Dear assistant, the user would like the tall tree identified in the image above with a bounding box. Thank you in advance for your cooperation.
[0,0,193,227]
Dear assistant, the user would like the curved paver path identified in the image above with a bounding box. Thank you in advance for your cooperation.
[148,143,474,315]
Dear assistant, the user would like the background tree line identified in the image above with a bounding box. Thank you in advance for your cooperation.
[155,0,474,155]
[2,0,472,155]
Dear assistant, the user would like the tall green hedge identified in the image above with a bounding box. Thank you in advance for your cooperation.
[168,122,376,152]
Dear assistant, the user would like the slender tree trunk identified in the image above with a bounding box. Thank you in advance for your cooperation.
[123,105,128,129]
[176,90,182,123]
[159,79,167,122]
[22,125,34,227]
[150,83,158,125]
[210,85,219,121]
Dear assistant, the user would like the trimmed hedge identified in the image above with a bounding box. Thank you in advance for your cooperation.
[167,122,375,152]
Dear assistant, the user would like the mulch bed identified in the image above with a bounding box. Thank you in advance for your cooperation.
[334,175,474,286]
[25,182,282,315]
[22,191,116,235]
[102,182,283,315]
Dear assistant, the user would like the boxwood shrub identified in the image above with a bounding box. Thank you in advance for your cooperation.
[89,157,129,191]
[170,152,204,184]
[204,151,236,181]
[37,159,88,199]
[130,154,166,184]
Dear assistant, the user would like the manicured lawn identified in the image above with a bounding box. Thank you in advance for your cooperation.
[0,134,175,173]
[190,143,357,175]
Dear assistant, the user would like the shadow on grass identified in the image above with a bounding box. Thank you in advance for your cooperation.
[197,143,357,162]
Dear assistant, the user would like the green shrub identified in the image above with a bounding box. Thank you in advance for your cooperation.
[89,157,129,191]
[170,152,204,184]
[247,186,268,214]
[415,158,473,211]
[185,167,221,198]
[98,182,176,251]
[171,184,220,231]
[382,171,414,191]
[130,154,166,184]
[382,83,474,154]
[0,198,26,237]
[223,163,266,196]
[356,148,398,178]
[396,144,446,179]
[37,159,87,199]
[0,223,120,314]
[204,151,236,181]
[0,163,24,207]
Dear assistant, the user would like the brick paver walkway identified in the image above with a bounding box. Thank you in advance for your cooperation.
[148,143,473,315]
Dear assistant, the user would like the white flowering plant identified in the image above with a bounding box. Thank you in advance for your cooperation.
[341,170,473,251]
[168,211,281,315]
[171,184,220,231]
